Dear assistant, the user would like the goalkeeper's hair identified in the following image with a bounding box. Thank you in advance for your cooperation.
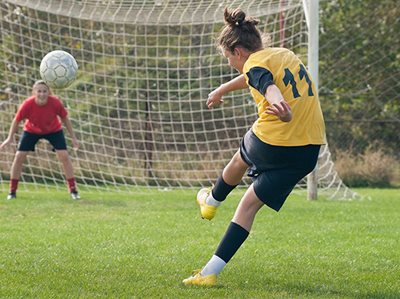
[217,7,271,53]
[32,80,52,95]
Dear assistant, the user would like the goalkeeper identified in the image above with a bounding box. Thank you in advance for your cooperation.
[0,80,80,200]
[183,7,326,286]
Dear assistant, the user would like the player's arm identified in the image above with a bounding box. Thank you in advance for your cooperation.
[246,66,292,122]
[0,117,20,150]
[265,84,292,122]
[206,74,248,109]
[61,116,79,150]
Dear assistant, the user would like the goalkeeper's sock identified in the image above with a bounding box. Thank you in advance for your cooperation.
[10,178,19,193]
[67,177,77,192]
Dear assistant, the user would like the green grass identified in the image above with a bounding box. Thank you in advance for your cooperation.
[0,188,399,298]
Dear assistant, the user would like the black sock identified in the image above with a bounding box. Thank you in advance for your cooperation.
[215,222,249,263]
[212,176,237,202]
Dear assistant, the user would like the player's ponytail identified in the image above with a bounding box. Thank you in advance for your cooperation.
[224,8,248,27]
[217,8,267,53]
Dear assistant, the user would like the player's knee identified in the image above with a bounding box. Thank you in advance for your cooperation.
[56,150,70,163]
[15,151,28,162]
[238,194,263,216]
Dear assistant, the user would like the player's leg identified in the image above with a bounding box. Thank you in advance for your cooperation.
[47,130,80,199]
[56,150,73,180]
[10,151,29,179]
[55,149,79,199]
[197,150,248,220]
[192,144,321,283]
[185,135,321,285]
[7,131,39,200]
[8,151,29,199]
[183,166,300,286]
[183,184,263,286]
[198,129,255,220]
[231,184,265,231]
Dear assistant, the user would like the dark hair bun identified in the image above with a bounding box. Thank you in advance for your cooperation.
[224,7,259,27]
[224,8,245,26]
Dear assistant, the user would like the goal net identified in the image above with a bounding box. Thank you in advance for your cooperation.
[0,0,355,199]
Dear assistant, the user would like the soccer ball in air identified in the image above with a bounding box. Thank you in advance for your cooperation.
[39,50,78,89]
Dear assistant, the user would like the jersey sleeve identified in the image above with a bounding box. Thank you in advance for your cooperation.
[246,67,274,96]
[56,98,68,118]
[15,101,28,122]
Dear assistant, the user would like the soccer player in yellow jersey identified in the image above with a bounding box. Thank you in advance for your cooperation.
[183,7,326,286]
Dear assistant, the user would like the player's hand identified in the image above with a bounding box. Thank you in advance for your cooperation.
[0,137,13,151]
[266,100,292,122]
[206,89,224,109]
[72,138,80,150]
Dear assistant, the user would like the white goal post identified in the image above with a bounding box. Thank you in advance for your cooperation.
[305,0,319,200]
[0,0,356,199]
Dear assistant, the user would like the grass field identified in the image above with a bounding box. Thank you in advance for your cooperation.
[0,187,399,298]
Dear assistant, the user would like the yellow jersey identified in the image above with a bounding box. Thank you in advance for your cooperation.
[243,48,326,146]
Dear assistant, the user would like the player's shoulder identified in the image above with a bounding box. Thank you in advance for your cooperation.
[21,96,35,107]
[246,48,293,68]
[24,95,36,102]
[265,48,300,64]
[48,95,61,101]
[48,95,64,105]
[251,47,293,58]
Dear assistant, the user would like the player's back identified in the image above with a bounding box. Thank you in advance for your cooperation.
[243,47,326,146]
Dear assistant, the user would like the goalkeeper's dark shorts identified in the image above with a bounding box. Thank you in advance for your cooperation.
[18,130,67,151]
[239,129,320,212]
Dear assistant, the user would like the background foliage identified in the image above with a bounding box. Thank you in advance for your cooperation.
[319,0,399,154]
[318,0,399,186]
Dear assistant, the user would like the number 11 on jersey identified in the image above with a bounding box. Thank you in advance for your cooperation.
[283,64,314,98]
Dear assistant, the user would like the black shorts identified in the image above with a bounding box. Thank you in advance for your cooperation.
[18,130,67,151]
[240,129,321,212]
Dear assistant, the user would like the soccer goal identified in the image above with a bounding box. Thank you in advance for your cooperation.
[0,0,356,199]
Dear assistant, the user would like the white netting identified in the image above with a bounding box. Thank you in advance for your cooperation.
[0,0,356,199]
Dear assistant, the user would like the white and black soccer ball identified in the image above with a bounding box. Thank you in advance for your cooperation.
[39,50,78,89]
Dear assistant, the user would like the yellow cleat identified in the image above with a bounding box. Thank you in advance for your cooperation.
[182,269,217,286]
[196,187,217,220]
